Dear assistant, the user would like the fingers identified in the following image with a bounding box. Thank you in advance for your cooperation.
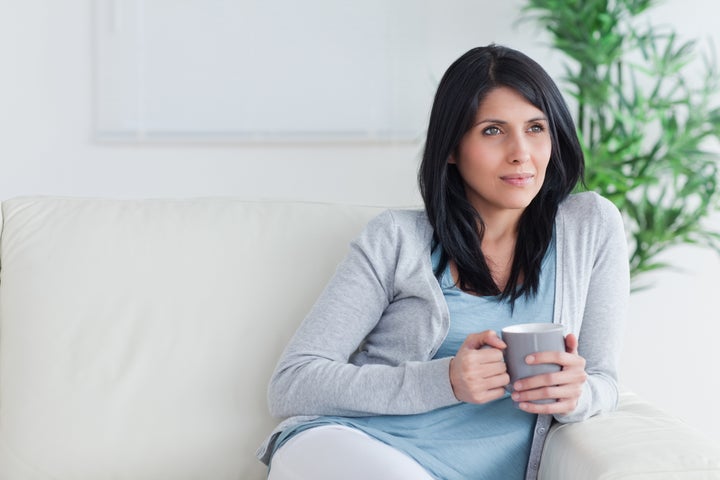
[450,330,510,404]
[523,350,585,370]
[523,333,584,369]
[510,334,588,415]
[511,380,584,414]
[511,370,585,414]
[511,367,587,396]
[449,356,509,404]
[514,393,580,415]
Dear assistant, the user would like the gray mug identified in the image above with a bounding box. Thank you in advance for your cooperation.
[501,323,565,405]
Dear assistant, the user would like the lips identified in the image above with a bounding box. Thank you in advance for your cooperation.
[501,173,535,186]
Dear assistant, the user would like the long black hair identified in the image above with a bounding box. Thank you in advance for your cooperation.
[418,44,584,303]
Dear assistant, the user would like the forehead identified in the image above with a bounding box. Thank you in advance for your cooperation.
[476,86,545,119]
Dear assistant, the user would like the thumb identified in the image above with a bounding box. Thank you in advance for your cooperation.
[565,333,579,354]
[461,330,506,351]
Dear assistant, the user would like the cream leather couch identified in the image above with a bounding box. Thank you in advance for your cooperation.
[0,196,718,479]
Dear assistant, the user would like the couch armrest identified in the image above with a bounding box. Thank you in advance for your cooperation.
[539,390,720,479]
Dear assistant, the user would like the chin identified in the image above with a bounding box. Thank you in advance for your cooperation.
[504,193,538,210]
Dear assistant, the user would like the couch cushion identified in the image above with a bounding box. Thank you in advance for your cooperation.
[0,196,385,480]
[539,390,720,479]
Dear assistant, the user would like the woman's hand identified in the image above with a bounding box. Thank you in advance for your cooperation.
[510,333,587,415]
[450,330,510,404]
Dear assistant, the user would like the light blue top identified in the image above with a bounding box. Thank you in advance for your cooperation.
[271,234,556,479]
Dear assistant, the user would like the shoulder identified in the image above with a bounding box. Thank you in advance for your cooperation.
[558,191,623,229]
[559,191,620,219]
[351,209,434,271]
[345,209,434,294]
[362,208,433,243]
[557,192,626,254]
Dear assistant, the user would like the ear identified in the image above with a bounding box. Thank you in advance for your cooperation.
[448,153,457,165]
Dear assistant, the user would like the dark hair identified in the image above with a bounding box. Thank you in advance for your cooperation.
[418,44,584,303]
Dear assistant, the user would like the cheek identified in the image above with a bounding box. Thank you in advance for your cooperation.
[533,146,552,185]
[538,143,552,170]
[459,140,488,160]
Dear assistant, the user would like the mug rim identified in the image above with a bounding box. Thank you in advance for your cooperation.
[501,323,563,334]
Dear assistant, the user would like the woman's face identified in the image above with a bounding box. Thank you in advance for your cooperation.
[450,86,552,219]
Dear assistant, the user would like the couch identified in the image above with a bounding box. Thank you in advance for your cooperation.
[0,196,717,479]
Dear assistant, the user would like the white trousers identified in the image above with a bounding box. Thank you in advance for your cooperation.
[267,425,436,480]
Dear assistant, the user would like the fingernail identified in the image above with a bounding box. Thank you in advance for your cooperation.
[514,381,522,390]
[512,392,520,401]
[526,355,535,364]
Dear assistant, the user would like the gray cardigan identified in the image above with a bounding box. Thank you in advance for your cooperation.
[258,192,630,479]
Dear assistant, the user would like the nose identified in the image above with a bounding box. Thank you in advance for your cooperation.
[508,134,530,164]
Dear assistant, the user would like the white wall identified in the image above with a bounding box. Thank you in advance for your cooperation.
[2,0,719,443]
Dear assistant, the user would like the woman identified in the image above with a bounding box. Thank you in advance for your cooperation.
[257,44,629,480]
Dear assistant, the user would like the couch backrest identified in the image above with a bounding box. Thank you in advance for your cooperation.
[0,196,386,480]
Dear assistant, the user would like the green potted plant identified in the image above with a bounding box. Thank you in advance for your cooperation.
[521,0,720,289]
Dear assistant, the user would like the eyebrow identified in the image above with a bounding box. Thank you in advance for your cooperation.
[474,116,548,126]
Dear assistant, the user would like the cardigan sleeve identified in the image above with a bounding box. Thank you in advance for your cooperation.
[267,210,459,419]
[554,193,630,423]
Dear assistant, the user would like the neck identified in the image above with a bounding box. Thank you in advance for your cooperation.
[477,209,523,291]
[478,209,522,245]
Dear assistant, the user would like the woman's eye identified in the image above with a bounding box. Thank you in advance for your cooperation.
[483,126,501,136]
[529,124,545,133]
